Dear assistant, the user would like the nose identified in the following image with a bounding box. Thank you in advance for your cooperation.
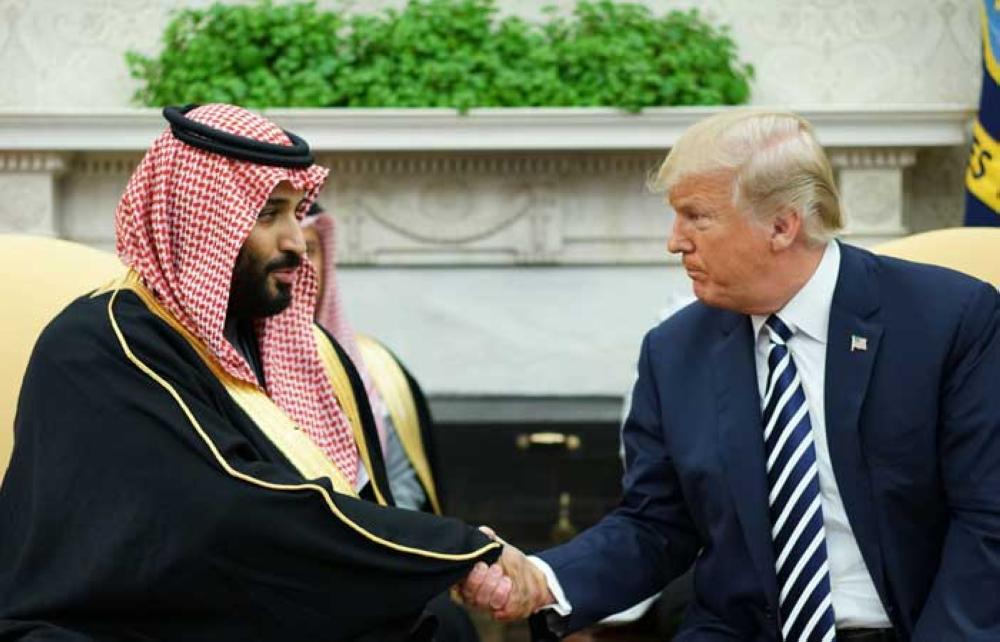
[278,216,307,258]
[667,216,692,255]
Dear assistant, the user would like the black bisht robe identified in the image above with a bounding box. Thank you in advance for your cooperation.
[0,287,499,641]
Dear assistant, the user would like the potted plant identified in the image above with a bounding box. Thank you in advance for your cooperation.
[126,0,754,113]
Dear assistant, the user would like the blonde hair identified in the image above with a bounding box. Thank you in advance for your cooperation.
[651,110,842,244]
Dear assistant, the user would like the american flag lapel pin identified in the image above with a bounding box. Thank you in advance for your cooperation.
[850,334,868,352]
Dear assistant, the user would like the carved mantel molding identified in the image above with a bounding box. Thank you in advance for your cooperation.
[0,151,68,235]
[0,105,974,257]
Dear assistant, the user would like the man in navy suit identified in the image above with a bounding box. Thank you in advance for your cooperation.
[460,110,1000,641]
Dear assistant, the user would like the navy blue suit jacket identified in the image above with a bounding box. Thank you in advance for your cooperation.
[537,243,1000,641]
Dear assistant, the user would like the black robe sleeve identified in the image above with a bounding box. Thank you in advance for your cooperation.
[0,291,498,642]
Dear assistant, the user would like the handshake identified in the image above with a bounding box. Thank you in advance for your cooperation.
[455,527,557,621]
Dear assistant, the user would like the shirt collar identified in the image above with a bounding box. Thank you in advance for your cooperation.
[751,240,841,344]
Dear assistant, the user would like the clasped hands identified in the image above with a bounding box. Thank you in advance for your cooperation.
[457,527,556,621]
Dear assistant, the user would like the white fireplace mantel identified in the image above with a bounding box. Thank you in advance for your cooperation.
[0,104,975,258]
[0,104,974,152]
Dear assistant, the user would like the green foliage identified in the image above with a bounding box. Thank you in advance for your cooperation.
[127,0,754,112]
[543,2,753,109]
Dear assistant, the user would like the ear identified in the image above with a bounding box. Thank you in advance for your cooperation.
[769,208,802,251]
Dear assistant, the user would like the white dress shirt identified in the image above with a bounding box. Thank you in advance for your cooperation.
[751,240,888,628]
[532,241,890,628]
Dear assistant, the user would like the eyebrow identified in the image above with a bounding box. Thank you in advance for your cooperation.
[672,195,712,211]
[262,197,307,207]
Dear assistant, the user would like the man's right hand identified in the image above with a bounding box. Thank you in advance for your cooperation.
[459,527,555,621]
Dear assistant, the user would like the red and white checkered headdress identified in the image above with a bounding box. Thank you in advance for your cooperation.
[115,103,359,485]
[302,210,388,452]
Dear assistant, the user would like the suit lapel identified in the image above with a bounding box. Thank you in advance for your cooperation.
[712,311,778,609]
[824,243,890,603]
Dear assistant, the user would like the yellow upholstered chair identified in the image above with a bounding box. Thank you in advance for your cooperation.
[872,227,1000,287]
[0,235,123,479]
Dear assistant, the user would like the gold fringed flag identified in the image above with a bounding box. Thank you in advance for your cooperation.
[966,1,1000,225]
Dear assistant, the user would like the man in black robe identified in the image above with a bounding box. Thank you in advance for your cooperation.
[0,104,503,641]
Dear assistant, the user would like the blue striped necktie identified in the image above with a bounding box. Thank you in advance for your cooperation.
[762,315,836,642]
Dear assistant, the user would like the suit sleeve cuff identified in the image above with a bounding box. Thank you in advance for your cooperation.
[528,556,573,617]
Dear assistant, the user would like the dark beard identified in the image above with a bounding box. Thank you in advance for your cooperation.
[227,249,301,322]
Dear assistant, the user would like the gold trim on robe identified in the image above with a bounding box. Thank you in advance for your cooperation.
[312,325,388,506]
[102,271,500,559]
[113,271,357,496]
